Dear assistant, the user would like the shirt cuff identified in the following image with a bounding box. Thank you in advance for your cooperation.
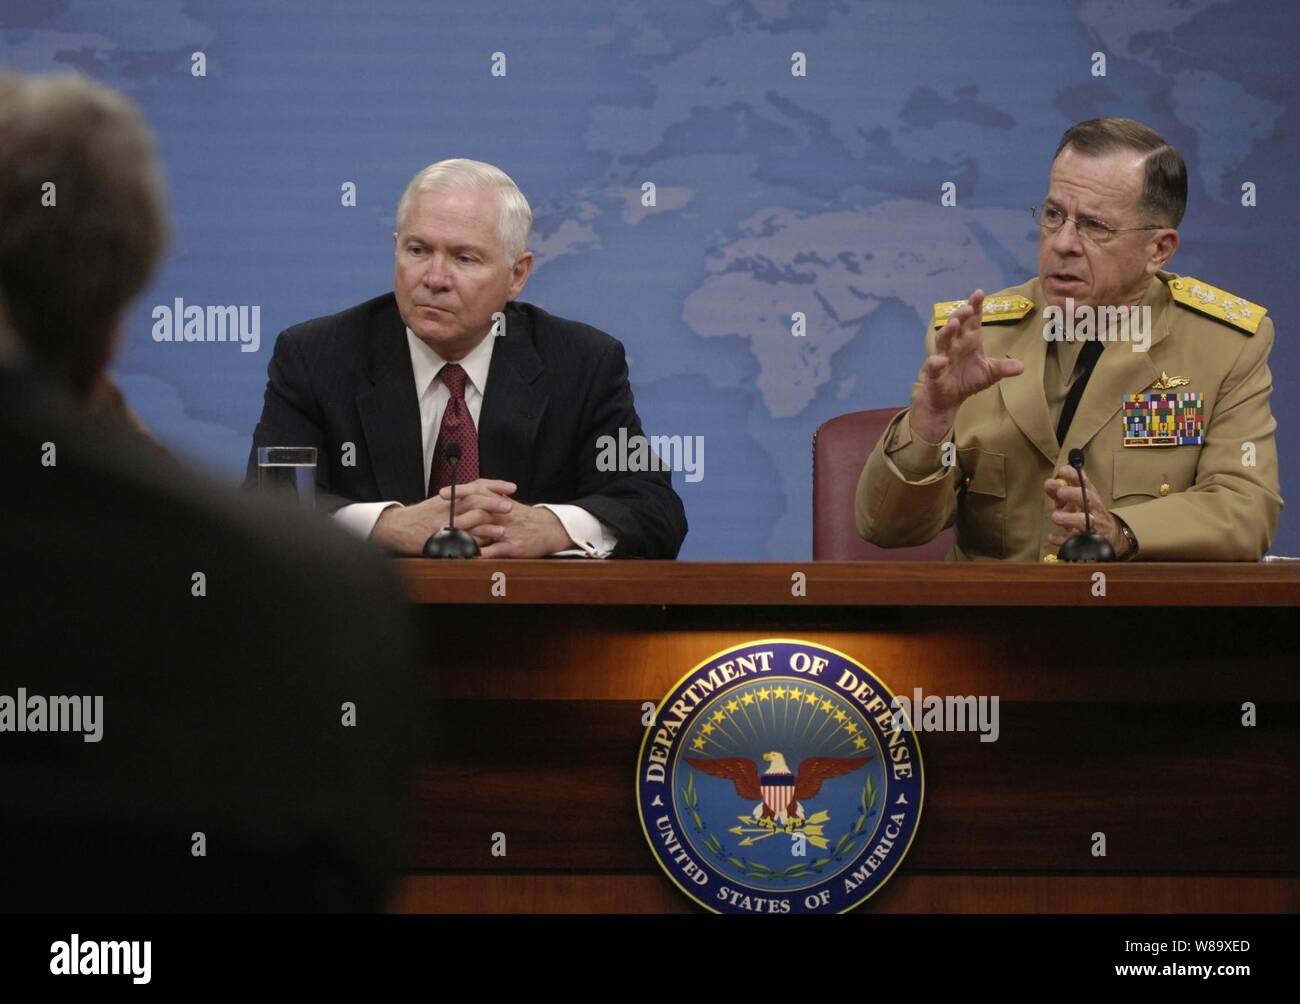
[886,411,952,480]
[536,503,616,558]
[334,501,401,540]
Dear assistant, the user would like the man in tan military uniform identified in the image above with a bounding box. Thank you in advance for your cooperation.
[856,118,1282,561]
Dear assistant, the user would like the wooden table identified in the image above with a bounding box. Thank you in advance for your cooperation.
[390,562,1300,913]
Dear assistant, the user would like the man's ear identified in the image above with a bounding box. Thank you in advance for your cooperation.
[1147,228,1179,274]
[507,251,534,300]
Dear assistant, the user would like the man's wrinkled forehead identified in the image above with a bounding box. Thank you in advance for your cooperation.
[1047,146,1146,217]
[400,185,501,243]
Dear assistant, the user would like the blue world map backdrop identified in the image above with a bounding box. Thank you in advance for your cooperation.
[4,0,1296,558]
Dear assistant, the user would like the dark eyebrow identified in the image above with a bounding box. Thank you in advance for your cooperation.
[1044,197,1112,226]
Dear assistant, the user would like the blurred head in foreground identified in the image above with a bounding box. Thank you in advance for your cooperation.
[0,70,168,395]
[0,71,424,913]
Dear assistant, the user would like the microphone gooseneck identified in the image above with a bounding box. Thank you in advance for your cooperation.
[1068,449,1093,534]
[422,441,481,559]
[1057,448,1115,562]
[446,442,462,528]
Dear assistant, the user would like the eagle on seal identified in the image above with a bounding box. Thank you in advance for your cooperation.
[685,751,871,826]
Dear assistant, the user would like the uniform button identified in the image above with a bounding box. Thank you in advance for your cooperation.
[1042,553,1057,563]
[1159,482,1171,497]
[963,476,972,489]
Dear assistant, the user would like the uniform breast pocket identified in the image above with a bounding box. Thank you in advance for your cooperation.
[1111,448,1198,503]
[956,448,1007,558]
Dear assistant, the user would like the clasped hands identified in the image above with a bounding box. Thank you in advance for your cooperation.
[1044,465,1132,558]
[371,479,574,558]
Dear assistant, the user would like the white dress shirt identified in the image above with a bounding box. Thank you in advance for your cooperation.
[334,328,616,557]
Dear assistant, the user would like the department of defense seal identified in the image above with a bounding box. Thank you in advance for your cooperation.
[637,639,924,914]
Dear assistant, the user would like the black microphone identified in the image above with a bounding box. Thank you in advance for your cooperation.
[422,442,481,558]
[445,442,463,524]
[1056,448,1115,562]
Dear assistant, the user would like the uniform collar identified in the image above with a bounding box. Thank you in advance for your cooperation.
[995,273,1173,463]
[1058,274,1170,452]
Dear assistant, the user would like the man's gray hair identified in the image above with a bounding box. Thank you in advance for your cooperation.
[395,159,532,265]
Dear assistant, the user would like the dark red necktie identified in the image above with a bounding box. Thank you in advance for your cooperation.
[428,363,480,496]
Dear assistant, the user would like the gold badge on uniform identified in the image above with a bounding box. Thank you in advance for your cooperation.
[1123,390,1205,447]
[1146,371,1190,391]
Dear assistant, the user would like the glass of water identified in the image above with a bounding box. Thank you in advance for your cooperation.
[256,446,318,509]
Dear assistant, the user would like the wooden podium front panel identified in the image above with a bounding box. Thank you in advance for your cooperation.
[390,563,1300,914]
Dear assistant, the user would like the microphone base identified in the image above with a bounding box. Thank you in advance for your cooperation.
[422,528,481,559]
[1057,532,1116,562]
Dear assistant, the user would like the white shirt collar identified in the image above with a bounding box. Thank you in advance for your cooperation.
[405,326,495,398]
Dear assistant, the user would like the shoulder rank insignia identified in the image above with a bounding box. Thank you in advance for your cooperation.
[1166,276,1266,334]
[932,294,1033,329]
[1123,390,1205,447]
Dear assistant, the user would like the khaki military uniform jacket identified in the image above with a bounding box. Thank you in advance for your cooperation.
[855,271,1283,561]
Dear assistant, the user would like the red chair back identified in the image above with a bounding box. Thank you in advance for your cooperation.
[812,408,954,560]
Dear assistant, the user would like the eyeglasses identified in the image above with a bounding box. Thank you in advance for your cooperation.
[1031,205,1163,246]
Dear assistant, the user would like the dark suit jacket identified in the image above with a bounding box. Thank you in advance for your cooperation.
[0,363,426,912]
[245,295,687,558]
